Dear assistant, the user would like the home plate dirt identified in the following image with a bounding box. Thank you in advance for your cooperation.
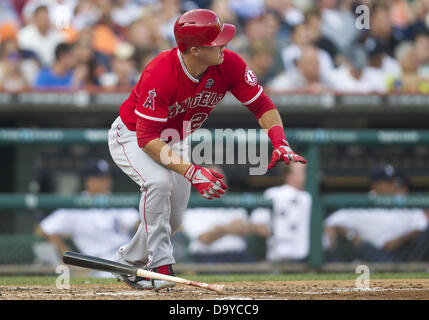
[1,279,429,299]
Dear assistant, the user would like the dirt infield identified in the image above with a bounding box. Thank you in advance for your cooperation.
[1,279,429,300]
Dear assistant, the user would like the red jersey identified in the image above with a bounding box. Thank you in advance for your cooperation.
[119,47,268,141]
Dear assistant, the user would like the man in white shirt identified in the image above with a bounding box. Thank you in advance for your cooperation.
[267,45,324,93]
[281,23,334,84]
[324,164,429,262]
[37,159,140,271]
[17,4,65,66]
[326,45,388,93]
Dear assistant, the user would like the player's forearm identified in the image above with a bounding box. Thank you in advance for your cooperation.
[142,138,191,175]
[198,225,228,244]
[257,109,283,131]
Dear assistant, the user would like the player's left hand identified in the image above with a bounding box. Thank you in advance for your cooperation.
[268,139,307,170]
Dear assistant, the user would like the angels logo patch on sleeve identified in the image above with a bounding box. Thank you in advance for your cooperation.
[142,89,157,110]
[244,66,258,86]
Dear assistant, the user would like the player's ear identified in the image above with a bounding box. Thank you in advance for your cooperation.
[189,46,200,57]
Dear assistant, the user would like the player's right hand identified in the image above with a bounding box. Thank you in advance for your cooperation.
[184,164,228,200]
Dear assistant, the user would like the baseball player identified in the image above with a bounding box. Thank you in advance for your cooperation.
[108,9,306,290]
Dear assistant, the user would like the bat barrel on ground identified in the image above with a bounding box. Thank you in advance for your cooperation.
[63,251,225,294]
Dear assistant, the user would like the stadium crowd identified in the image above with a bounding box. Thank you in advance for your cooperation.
[0,0,429,93]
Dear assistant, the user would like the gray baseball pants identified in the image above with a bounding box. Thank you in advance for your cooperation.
[108,116,191,269]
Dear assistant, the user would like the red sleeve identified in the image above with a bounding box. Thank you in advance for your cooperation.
[224,49,264,107]
[135,71,170,123]
[136,116,164,148]
[245,90,277,120]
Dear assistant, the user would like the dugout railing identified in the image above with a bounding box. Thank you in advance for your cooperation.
[0,128,429,270]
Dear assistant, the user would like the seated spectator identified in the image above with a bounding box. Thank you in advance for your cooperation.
[253,162,312,262]
[359,2,401,58]
[0,38,39,91]
[265,0,305,27]
[324,164,429,262]
[362,36,402,87]
[17,4,65,66]
[36,159,140,270]
[229,0,265,20]
[415,30,429,78]
[0,48,29,91]
[247,39,280,86]
[181,166,269,263]
[281,23,334,83]
[318,0,360,55]
[111,0,145,28]
[393,41,429,93]
[304,7,339,65]
[34,42,82,89]
[72,27,111,86]
[99,42,138,89]
[267,45,323,93]
[326,45,387,93]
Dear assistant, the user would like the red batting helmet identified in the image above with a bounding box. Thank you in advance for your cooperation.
[174,9,236,53]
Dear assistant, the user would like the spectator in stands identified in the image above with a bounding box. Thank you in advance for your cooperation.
[281,22,334,83]
[0,38,39,91]
[36,159,140,267]
[0,45,29,91]
[158,0,183,46]
[267,45,323,93]
[91,0,121,57]
[247,40,280,86]
[326,44,387,93]
[414,30,429,78]
[394,41,429,93]
[111,0,145,28]
[17,4,65,66]
[99,42,138,89]
[362,36,402,89]
[264,0,305,28]
[324,164,429,262]
[359,2,401,58]
[34,42,83,89]
[318,0,360,55]
[72,26,111,86]
[304,7,339,65]
[209,0,240,28]
[228,0,265,21]
[413,0,429,30]
[181,165,269,263]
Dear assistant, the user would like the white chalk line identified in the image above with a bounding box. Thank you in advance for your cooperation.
[300,287,429,295]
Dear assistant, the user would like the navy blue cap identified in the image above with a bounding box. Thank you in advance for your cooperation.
[370,164,399,182]
[83,159,111,178]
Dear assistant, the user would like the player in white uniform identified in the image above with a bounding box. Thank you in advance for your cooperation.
[38,160,140,274]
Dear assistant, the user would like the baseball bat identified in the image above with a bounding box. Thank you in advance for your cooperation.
[63,251,225,294]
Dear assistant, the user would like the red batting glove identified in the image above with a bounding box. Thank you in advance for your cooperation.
[184,164,228,200]
[267,125,307,170]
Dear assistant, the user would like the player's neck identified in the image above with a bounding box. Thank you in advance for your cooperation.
[180,52,208,80]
